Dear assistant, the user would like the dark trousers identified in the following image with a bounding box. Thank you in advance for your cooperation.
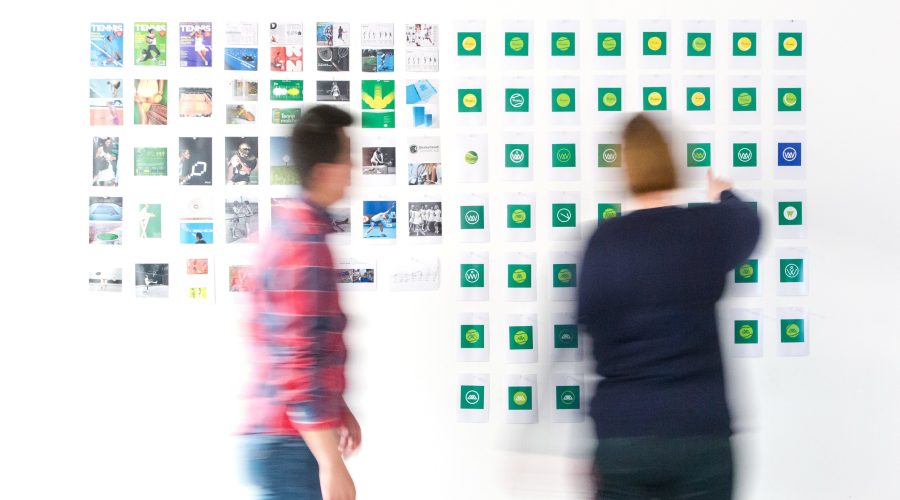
[595,435,733,500]
[245,434,322,500]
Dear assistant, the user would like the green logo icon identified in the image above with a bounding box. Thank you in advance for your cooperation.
[505,144,530,168]
[552,203,577,228]
[460,205,485,230]
[779,33,802,56]
[733,32,757,56]
[598,88,622,111]
[732,87,757,111]
[556,386,580,409]
[687,143,711,167]
[464,151,479,165]
[643,32,667,55]
[687,32,711,56]
[505,88,530,112]
[460,385,485,409]
[780,259,804,283]
[507,264,532,289]
[781,319,805,343]
[554,324,578,348]
[460,324,485,349]
[458,32,482,56]
[552,32,575,56]
[643,87,667,111]
[552,88,576,112]
[552,144,576,168]
[778,88,802,111]
[733,143,757,167]
[460,263,485,288]
[509,326,534,350]
[597,203,621,221]
[505,32,529,56]
[458,88,482,113]
[687,87,710,111]
[734,320,759,344]
[553,264,577,288]
[597,32,621,56]
[778,202,803,226]
[597,144,621,168]
[508,386,533,410]
[735,260,759,284]
[507,204,531,229]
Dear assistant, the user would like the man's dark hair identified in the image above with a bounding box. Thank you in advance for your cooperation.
[291,105,354,188]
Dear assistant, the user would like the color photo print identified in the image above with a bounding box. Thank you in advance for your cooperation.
[317,80,350,102]
[88,196,123,245]
[93,136,119,186]
[178,137,212,185]
[336,257,376,291]
[179,87,213,118]
[88,267,123,293]
[135,263,169,298]
[224,196,259,243]
[362,200,397,239]
[134,79,168,125]
[270,136,298,185]
[90,22,124,67]
[362,49,394,72]
[316,22,350,47]
[270,22,303,72]
[225,137,259,184]
[229,265,251,292]
[89,79,123,126]
[180,22,212,67]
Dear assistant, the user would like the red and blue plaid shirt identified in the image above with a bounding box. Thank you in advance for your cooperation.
[246,198,348,435]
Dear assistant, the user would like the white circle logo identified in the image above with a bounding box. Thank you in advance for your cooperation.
[556,208,572,223]
[737,147,753,163]
[464,268,481,283]
[560,390,576,405]
[464,210,480,225]
[509,92,525,108]
[692,147,707,162]
[782,147,797,162]
[602,148,617,163]
[465,390,480,405]
[783,206,798,221]
[784,263,800,279]
[509,148,525,163]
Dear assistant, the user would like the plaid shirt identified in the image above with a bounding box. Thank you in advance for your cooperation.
[246,198,348,435]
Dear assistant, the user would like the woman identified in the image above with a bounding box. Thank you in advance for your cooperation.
[579,114,760,500]
[93,137,117,186]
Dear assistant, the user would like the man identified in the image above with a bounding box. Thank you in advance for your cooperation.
[141,28,160,62]
[246,105,359,500]
[228,142,258,185]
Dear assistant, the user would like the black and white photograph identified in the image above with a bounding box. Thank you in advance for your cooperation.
[316,80,350,102]
[135,263,169,298]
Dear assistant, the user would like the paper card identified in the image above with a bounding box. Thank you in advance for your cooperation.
[548,21,580,70]
[682,20,715,70]
[405,196,443,244]
[458,312,489,362]
[774,75,805,125]
[730,75,761,125]
[325,204,351,246]
[774,20,805,70]
[503,76,534,126]
[640,20,672,69]
[727,255,763,297]
[639,75,671,117]
[456,76,487,126]
[549,251,578,302]
[455,21,486,70]
[506,253,537,302]
[591,131,625,185]
[593,20,626,70]
[729,20,761,69]
[361,198,397,243]
[458,373,490,423]
[683,131,715,182]
[504,192,536,242]
[456,134,489,183]
[551,373,585,422]
[594,75,627,125]
[502,20,534,70]
[546,132,580,182]
[506,374,538,423]
[459,251,489,301]
[547,191,581,241]
[359,137,397,186]
[728,131,762,181]
[335,256,376,291]
[502,131,534,181]
[547,75,580,126]
[550,312,583,362]
[458,193,490,243]
[407,136,442,186]
[773,189,807,239]
[682,74,715,125]
[404,79,440,129]
[773,130,805,180]
[724,308,764,358]
[776,247,809,296]
[777,307,809,357]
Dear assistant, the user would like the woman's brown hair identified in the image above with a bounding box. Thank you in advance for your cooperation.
[622,114,677,194]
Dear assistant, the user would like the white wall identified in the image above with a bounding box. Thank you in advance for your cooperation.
[2,1,899,499]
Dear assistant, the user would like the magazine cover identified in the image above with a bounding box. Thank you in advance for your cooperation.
[92,137,119,186]
[178,137,213,185]
[225,137,259,184]
[89,79,123,126]
[90,22,123,67]
[270,22,303,71]
[180,22,212,67]
[135,22,167,66]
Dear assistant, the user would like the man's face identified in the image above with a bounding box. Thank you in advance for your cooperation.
[239,143,251,158]
[182,149,191,159]
[317,129,353,205]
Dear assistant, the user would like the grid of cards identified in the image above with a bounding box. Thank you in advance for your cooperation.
[87,19,808,423]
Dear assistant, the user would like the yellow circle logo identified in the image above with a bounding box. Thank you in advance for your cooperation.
[513,391,528,405]
[287,88,300,96]
[513,330,529,345]
[737,92,753,107]
[465,329,480,344]
[647,36,662,51]
[511,209,527,224]
[691,91,706,107]
[509,36,525,52]
[557,268,572,283]
[783,36,798,52]
[783,92,798,107]
[739,325,754,339]
[462,36,477,51]
[601,36,617,52]
[786,323,800,338]
[512,268,528,284]
[463,93,478,108]
[556,36,571,52]
[739,264,754,279]
[737,36,753,52]
[602,207,618,219]
[556,92,571,108]
[647,91,663,107]
[602,92,618,107]
[692,36,707,52]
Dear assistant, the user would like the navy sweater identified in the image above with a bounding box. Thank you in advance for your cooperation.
[578,190,760,438]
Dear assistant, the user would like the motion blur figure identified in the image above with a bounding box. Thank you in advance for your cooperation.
[244,105,360,500]
[578,114,760,500]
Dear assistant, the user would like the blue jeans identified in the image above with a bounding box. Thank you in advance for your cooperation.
[245,434,322,500]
